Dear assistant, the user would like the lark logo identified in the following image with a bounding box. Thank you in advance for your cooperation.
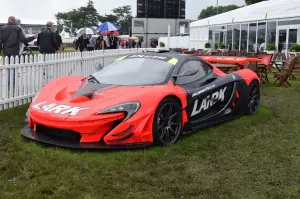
[191,87,227,116]
[32,101,88,116]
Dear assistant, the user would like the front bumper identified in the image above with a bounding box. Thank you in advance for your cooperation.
[21,125,152,149]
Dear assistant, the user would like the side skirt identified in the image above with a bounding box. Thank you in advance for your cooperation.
[182,113,243,135]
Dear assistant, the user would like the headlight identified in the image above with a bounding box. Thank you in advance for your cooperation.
[97,102,140,121]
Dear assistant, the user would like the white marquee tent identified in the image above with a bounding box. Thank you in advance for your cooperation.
[187,0,300,54]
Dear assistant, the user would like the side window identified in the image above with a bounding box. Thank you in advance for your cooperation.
[176,61,211,85]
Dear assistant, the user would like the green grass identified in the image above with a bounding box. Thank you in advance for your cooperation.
[1,76,300,199]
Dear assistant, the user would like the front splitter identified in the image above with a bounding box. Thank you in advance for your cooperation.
[21,125,152,149]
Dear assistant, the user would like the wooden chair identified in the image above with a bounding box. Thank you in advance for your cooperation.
[247,52,258,57]
[273,55,300,87]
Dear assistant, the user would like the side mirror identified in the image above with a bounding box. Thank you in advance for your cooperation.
[172,69,199,78]
[95,63,103,71]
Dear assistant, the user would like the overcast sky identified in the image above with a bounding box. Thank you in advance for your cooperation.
[1,0,245,24]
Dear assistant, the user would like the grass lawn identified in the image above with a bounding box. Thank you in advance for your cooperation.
[1,76,300,199]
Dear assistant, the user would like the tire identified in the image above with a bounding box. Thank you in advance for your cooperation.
[243,80,260,115]
[152,97,182,146]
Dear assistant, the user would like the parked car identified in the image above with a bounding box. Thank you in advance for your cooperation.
[22,51,260,149]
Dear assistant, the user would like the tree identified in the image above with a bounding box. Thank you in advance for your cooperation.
[55,0,100,33]
[245,0,265,5]
[112,5,133,35]
[99,14,118,24]
[198,5,241,20]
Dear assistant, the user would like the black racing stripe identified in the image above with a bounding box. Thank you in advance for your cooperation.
[72,83,114,98]
[94,85,121,94]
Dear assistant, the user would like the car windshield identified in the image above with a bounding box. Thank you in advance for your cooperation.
[92,58,174,86]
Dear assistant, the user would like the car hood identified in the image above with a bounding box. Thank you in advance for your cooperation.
[30,77,164,121]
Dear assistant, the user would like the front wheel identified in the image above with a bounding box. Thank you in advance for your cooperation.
[243,80,260,115]
[153,97,182,146]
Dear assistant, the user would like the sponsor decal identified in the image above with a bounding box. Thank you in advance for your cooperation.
[130,55,167,60]
[191,87,227,116]
[224,108,232,114]
[168,58,178,65]
[192,84,216,97]
[32,101,88,116]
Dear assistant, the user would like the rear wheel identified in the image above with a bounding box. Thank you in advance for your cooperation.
[153,97,182,145]
[243,80,260,115]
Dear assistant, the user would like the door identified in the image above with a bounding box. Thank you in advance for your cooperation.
[175,59,235,126]
[214,32,220,50]
[277,26,299,56]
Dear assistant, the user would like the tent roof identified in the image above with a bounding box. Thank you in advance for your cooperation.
[191,0,300,27]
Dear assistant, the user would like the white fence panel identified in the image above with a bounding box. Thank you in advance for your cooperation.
[0,48,148,110]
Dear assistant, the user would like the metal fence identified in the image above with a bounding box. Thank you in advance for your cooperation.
[0,48,147,110]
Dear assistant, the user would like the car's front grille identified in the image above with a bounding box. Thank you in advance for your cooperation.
[36,125,82,143]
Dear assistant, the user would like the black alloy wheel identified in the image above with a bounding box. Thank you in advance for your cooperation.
[245,81,260,115]
[153,98,182,145]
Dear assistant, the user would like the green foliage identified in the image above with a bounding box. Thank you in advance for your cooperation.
[55,0,100,33]
[205,43,211,48]
[99,14,118,24]
[160,42,165,47]
[245,0,265,5]
[290,44,300,52]
[55,1,133,35]
[112,5,133,35]
[266,44,275,51]
[198,5,241,19]
[219,43,225,49]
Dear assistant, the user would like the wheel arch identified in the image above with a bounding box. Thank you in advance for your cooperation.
[161,94,189,128]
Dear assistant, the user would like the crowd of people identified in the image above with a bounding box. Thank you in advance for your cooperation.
[0,16,142,60]
[74,32,142,51]
[75,32,118,51]
[0,16,63,59]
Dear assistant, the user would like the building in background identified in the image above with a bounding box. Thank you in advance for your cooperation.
[137,0,185,19]
[132,18,190,48]
[188,0,300,55]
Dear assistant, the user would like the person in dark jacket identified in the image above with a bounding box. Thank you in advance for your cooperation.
[0,16,35,58]
[37,21,58,54]
[95,35,106,50]
[76,33,89,52]
[55,30,62,50]
[108,31,118,49]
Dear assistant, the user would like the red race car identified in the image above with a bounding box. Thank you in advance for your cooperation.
[22,52,260,149]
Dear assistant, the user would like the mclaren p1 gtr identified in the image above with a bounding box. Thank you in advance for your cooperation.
[22,52,260,148]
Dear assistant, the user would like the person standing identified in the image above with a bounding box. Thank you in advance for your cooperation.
[37,21,58,54]
[55,31,62,51]
[87,34,96,51]
[0,16,35,58]
[95,35,106,50]
[76,33,89,52]
[109,31,118,49]
[16,19,36,55]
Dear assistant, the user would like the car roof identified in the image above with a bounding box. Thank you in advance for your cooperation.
[125,52,188,62]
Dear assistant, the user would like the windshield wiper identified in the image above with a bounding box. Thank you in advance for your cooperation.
[87,75,101,84]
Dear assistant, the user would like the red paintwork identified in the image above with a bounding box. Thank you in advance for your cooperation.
[235,69,260,85]
[199,55,272,66]
[27,61,259,146]
[28,77,188,145]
